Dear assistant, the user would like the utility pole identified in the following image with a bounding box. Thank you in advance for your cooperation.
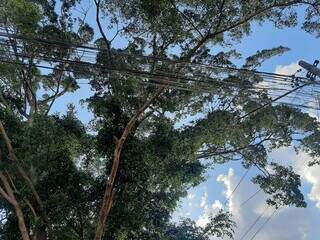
[298,60,320,80]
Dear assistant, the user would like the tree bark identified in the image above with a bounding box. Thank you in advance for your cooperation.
[94,87,165,240]
[15,204,31,240]
[0,121,50,236]
[0,172,30,240]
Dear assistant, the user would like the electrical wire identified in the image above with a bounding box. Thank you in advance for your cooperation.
[0,30,311,82]
[249,208,277,240]
[0,37,312,97]
[0,52,306,96]
[0,46,300,89]
[0,35,314,99]
[1,57,319,114]
[1,56,316,108]
[1,32,320,117]
[239,189,262,207]
[0,45,315,99]
[238,206,269,240]
[223,168,250,206]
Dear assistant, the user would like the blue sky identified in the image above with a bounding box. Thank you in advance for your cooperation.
[50,4,320,239]
[171,19,320,239]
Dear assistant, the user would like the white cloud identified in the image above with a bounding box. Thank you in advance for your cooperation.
[269,147,320,209]
[291,151,320,208]
[214,164,320,240]
[257,62,300,96]
[196,200,223,228]
[217,168,234,200]
[302,100,320,120]
[305,167,320,208]
[217,168,266,222]
[275,62,300,75]
[187,192,196,200]
[175,147,320,239]
[200,191,208,208]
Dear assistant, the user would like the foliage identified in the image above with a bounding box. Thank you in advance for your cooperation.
[165,211,235,240]
[0,0,320,240]
[253,163,306,208]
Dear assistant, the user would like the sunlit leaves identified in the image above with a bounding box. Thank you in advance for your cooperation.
[0,0,41,34]
[253,163,306,208]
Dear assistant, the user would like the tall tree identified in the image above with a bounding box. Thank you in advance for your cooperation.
[91,0,320,239]
[0,0,319,240]
[0,0,96,239]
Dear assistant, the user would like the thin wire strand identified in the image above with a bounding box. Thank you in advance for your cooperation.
[224,168,250,206]
[0,30,311,81]
[0,54,311,96]
[0,47,302,90]
[0,58,318,112]
[239,189,262,207]
[249,208,278,240]
[238,206,269,240]
[1,49,316,102]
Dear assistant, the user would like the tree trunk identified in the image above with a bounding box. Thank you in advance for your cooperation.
[14,204,31,240]
[0,172,30,240]
[94,87,165,240]
[0,121,49,229]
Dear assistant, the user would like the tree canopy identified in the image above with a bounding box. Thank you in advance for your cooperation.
[0,0,320,239]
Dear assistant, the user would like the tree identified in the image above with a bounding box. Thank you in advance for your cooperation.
[165,212,235,240]
[91,0,320,238]
[0,0,320,240]
[0,0,96,239]
[0,0,94,120]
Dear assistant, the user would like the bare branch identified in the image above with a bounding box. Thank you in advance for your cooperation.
[197,134,273,159]
[94,0,113,65]
[0,170,30,240]
[0,183,14,205]
[45,70,64,115]
[169,0,204,38]
[183,0,309,60]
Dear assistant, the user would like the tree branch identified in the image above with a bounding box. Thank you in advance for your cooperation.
[94,86,165,240]
[0,120,50,235]
[0,183,14,205]
[44,70,64,115]
[198,135,272,159]
[0,164,30,240]
[94,0,113,65]
[183,0,308,60]
[169,0,204,38]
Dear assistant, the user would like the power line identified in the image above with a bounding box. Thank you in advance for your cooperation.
[1,57,318,112]
[249,208,277,240]
[0,52,310,97]
[1,34,315,98]
[1,44,316,100]
[1,39,317,109]
[238,206,269,240]
[0,58,227,93]
[0,30,310,82]
[237,82,312,121]
[224,168,250,206]
[0,45,300,89]
[1,35,320,116]
[239,189,262,207]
